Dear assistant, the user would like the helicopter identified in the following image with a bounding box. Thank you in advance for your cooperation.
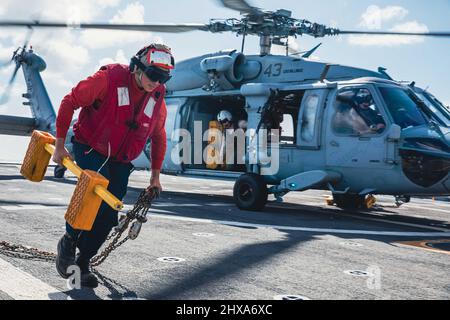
[0,0,449,211]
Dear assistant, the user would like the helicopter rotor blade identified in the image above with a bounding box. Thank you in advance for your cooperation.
[0,21,209,33]
[0,62,21,105]
[218,0,262,15]
[337,30,450,38]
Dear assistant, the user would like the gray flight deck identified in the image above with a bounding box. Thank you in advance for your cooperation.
[0,163,449,300]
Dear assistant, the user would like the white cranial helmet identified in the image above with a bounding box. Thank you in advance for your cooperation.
[217,110,233,123]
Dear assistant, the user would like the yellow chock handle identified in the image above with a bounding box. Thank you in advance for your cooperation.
[365,194,377,209]
[44,143,123,211]
[325,196,335,206]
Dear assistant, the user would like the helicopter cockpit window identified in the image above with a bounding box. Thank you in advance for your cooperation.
[416,92,450,127]
[427,93,450,114]
[332,88,386,136]
[378,87,428,129]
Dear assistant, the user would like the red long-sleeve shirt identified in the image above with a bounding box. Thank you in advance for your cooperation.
[56,68,167,170]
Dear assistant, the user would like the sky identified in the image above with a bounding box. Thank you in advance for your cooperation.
[0,0,449,161]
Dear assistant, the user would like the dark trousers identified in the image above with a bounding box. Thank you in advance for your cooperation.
[66,139,133,264]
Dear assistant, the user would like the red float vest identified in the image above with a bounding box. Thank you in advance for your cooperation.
[73,64,166,163]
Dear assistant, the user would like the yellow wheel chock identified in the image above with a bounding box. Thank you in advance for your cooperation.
[325,194,377,209]
[325,196,334,206]
[20,130,123,231]
[364,194,377,209]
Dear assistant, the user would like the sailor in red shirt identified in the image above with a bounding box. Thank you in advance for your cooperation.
[53,44,175,287]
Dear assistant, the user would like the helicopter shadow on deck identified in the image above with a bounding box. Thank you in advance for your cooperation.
[128,184,450,299]
[124,184,450,233]
[143,226,319,300]
[136,209,432,300]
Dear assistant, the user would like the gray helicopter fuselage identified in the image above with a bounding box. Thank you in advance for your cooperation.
[167,50,389,93]
[161,58,450,198]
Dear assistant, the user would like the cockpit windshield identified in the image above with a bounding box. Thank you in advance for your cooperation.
[378,87,428,129]
[417,91,450,127]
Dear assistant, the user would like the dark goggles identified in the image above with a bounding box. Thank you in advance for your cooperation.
[134,58,172,84]
[143,66,172,84]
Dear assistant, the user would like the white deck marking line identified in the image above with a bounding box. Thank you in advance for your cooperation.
[402,204,449,214]
[281,199,450,212]
[207,203,231,207]
[0,258,68,300]
[410,202,450,209]
[270,202,448,232]
[0,205,67,211]
[121,206,172,215]
[149,213,450,237]
[337,212,449,232]
[293,195,450,208]
[153,203,202,208]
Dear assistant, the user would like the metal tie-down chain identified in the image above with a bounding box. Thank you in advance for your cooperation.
[0,241,57,262]
[90,189,158,267]
[0,189,158,268]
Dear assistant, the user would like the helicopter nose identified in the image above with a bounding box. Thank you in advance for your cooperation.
[400,147,450,189]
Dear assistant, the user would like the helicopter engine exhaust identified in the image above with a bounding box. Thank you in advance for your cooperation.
[200,52,247,89]
[167,51,261,92]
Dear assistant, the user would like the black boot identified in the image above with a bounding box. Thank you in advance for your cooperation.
[76,256,98,288]
[56,233,77,279]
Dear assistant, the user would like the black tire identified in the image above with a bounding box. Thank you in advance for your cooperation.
[332,193,365,210]
[54,165,67,179]
[233,173,268,211]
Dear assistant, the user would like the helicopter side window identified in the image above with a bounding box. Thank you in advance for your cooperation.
[332,88,386,136]
[280,114,295,144]
[301,94,319,142]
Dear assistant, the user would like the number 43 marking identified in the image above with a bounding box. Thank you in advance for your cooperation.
[264,63,282,77]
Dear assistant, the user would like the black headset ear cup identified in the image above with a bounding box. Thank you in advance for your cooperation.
[129,56,138,73]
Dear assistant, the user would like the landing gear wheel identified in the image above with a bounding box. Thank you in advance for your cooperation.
[332,193,366,210]
[54,165,67,179]
[233,173,268,211]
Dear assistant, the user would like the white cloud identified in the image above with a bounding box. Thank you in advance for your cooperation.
[0,0,13,17]
[0,45,15,63]
[79,2,157,49]
[110,2,144,24]
[0,80,29,117]
[0,0,121,22]
[360,5,408,30]
[349,5,429,47]
[95,49,129,71]
[348,21,429,47]
[28,30,90,71]
[0,0,123,70]
[41,71,74,90]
